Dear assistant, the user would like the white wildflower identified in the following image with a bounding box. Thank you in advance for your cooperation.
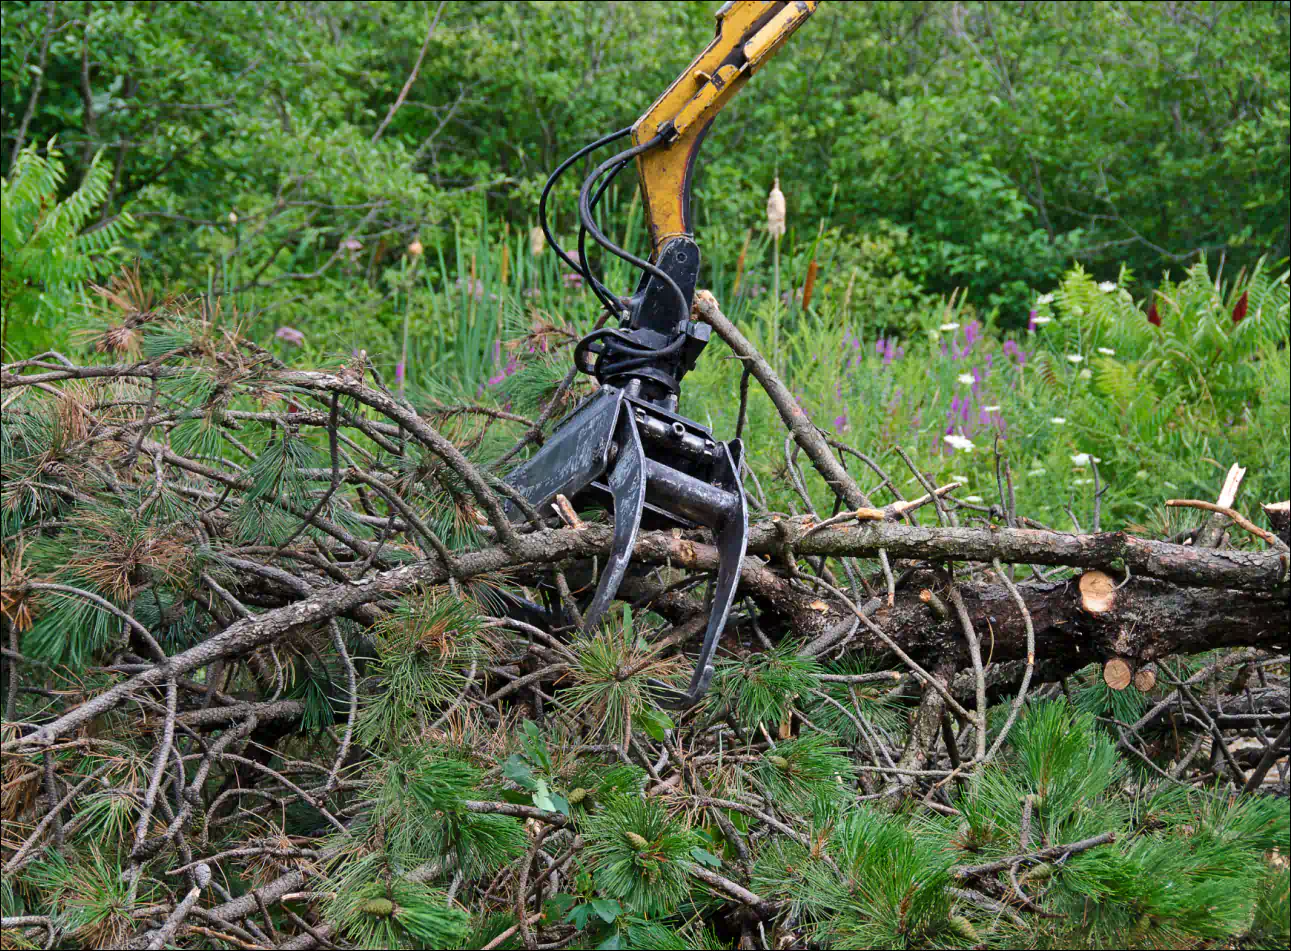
[943,434,976,452]
[1097,347,1116,356]
[982,405,1001,412]
[1066,353,1084,364]
[1036,293,1055,305]
[1079,368,1093,380]
[1098,281,1117,293]
[940,322,961,331]
[1031,315,1052,325]
[965,495,985,503]
[1051,417,1067,425]
[950,475,970,484]
[1028,468,1047,476]
[956,373,976,385]
[1073,478,1094,485]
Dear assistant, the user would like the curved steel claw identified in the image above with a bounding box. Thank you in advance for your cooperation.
[499,385,749,708]
[581,411,646,632]
[651,438,748,708]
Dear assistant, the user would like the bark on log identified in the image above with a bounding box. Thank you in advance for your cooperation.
[787,575,1285,685]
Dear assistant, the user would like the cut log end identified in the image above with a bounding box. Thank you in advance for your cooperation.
[1133,663,1157,692]
[1079,570,1117,614]
[1104,658,1133,691]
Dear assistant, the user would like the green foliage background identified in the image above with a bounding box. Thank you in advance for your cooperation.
[2,0,1288,342]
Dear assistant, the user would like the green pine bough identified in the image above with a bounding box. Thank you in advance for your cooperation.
[0,290,1287,950]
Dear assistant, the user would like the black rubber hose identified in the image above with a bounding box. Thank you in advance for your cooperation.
[537,126,631,285]
[578,156,633,314]
[573,326,687,378]
[577,134,689,331]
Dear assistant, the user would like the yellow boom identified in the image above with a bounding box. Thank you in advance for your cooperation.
[631,1,819,257]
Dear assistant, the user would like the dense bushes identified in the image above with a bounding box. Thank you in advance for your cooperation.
[3,1,1288,345]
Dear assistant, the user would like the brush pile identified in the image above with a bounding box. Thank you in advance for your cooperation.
[1,294,1287,950]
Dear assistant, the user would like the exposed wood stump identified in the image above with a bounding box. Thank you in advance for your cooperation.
[1079,570,1117,614]
[1103,658,1133,691]
[1133,663,1157,692]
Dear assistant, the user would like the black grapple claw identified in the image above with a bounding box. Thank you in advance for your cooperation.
[502,385,748,707]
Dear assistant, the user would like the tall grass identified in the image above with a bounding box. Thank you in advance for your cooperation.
[87,180,1291,535]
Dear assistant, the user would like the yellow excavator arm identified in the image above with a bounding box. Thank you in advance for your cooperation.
[506,1,821,707]
[632,1,819,257]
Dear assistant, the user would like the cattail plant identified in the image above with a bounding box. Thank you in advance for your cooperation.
[767,176,786,358]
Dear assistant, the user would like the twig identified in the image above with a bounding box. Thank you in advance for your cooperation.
[148,864,211,950]
[1242,721,1290,793]
[953,831,1117,879]
[371,2,447,144]
[1167,498,1288,550]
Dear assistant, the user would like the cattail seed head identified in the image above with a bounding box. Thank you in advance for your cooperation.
[530,226,546,257]
[767,177,786,238]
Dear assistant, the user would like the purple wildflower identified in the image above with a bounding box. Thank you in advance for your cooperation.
[875,337,904,365]
[951,322,981,360]
[395,361,405,383]
[832,413,849,433]
[487,353,519,387]
[1003,340,1027,365]
[275,326,304,346]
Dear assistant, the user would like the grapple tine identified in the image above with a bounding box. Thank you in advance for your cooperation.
[581,410,646,632]
[654,439,748,708]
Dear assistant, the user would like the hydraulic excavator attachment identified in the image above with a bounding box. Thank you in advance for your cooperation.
[502,1,819,707]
